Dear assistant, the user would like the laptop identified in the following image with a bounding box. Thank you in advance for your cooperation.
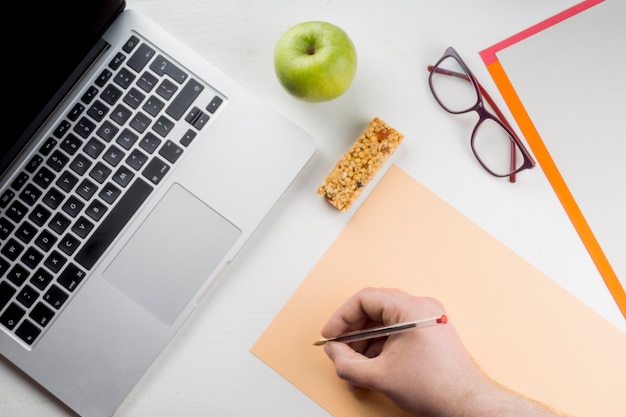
[0,1,315,415]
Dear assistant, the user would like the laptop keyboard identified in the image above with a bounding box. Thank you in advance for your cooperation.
[0,34,224,347]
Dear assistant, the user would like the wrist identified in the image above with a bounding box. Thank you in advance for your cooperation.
[457,379,563,417]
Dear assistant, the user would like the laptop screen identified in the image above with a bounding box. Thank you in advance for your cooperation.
[2,0,125,174]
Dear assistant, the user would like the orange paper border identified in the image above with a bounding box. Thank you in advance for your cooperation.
[479,0,626,319]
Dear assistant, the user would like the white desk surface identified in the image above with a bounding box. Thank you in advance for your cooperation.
[2,1,624,416]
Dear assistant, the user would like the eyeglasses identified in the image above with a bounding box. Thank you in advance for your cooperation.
[428,47,535,182]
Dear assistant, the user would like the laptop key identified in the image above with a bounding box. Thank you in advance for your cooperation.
[142,158,170,185]
[67,103,85,121]
[0,257,10,278]
[115,129,139,150]
[19,184,42,206]
[81,86,99,105]
[206,96,224,114]
[139,132,161,154]
[58,234,81,256]
[30,268,53,291]
[74,117,96,139]
[123,35,141,54]
[0,281,17,310]
[156,79,177,100]
[33,166,56,189]
[153,115,175,137]
[75,178,153,270]
[25,155,44,173]
[180,129,196,147]
[87,100,110,122]
[7,201,28,223]
[2,239,24,262]
[60,133,83,155]
[57,263,86,292]
[137,71,158,93]
[49,213,71,235]
[111,104,132,125]
[95,69,113,87]
[7,263,28,286]
[15,221,38,244]
[46,151,69,172]
[30,302,54,327]
[71,216,94,239]
[166,78,203,120]
[43,284,68,309]
[159,140,183,164]
[113,67,136,89]
[70,154,91,175]
[128,43,156,72]
[56,171,79,192]
[76,179,98,201]
[126,149,148,171]
[53,121,71,138]
[44,251,67,274]
[142,95,164,116]
[150,55,188,84]
[112,165,134,187]
[129,112,151,133]
[85,199,108,222]
[89,162,112,184]
[28,204,51,226]
[16,285,38,308]
[101,84,123,106]
[0,302,25,329]
[21,247,44,269]
[35,230,58,252]
[96,120,119,142]
[0,190,15,208]
[123,87,145,109]
[0,217,15,238]
[109,52,126,70]
[103,145,125,167]
[42,187,65,209]
[16,319,41,345]
[10,173,29,191]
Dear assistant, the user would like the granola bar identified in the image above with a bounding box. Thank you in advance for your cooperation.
[317,117,404,211]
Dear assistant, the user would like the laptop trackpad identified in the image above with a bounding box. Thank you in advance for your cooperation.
[103,183,241,325]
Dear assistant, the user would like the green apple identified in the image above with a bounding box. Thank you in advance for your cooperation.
[274,21,357,102]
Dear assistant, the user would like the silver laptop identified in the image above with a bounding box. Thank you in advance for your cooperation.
[0,1,315,415]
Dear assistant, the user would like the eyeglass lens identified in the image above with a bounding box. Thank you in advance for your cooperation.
[431,56,524,177]
[473,118,525,177]
[430,56,478,113]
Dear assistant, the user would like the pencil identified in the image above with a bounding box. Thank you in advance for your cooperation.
[313,314,447,346]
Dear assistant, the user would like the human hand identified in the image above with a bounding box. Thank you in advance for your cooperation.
[320,287,492,417]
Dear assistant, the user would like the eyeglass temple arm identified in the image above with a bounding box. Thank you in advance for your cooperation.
[427,65,521,182]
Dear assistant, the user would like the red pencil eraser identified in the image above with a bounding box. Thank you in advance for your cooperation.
[437,314,448,324]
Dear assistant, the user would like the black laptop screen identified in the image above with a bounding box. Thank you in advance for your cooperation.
[2,0,125,174]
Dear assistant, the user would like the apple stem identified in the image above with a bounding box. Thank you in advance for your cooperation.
[306,45,316,55]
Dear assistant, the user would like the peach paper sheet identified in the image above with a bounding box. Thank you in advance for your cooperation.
[251,165,626,417]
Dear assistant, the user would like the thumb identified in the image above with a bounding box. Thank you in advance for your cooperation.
[324,342,381,391]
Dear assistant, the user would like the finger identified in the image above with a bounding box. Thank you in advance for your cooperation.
[324,342,382,391]
[321,288,396,337]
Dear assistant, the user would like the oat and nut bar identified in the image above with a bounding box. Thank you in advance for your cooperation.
[317,117,404,211]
